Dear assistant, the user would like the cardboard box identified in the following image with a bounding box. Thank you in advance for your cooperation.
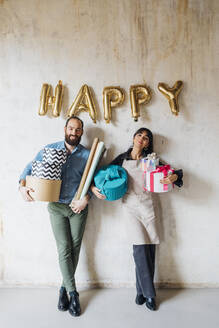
[26,175,62,202]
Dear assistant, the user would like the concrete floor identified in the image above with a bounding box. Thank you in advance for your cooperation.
[0,288,218,328]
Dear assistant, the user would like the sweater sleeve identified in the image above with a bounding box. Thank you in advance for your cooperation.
[173,169,183,187]
[19,148,44,182]
[110,153,125,166]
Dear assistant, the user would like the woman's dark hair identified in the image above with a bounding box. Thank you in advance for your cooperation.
[133,127,153,156]
[65,115,84,129]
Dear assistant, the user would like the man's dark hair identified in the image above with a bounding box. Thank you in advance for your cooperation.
[65,115,84,129]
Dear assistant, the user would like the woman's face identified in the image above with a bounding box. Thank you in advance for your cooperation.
[133,131,150,150]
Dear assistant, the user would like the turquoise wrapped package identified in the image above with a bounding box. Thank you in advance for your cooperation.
[94,165,128,201]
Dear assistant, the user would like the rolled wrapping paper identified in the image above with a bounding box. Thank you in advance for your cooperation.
[74,137,99,200]
[43,147,67,165]
[79,141,105,200]
[32,161,62,180]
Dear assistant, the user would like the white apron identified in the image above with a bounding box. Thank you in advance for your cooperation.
[122,159,160,245]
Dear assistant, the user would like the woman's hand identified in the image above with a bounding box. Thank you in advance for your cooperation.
[91,184,106,200]
[160,173,178,184]
[70,195,89,214]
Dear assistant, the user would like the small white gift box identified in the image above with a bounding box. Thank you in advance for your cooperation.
[141,153,159,172]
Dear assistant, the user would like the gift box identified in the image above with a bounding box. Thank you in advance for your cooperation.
[27,147,66,202]
[43,147,67,165]
[141,152,159,172]
[32,161,62,180]
[26,175,62,202]
[94,165,128,201]
[143,165,174,193]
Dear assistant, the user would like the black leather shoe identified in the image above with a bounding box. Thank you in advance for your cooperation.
[69,291,81,317]
[58,287,69,311]
[135,294,146,305]
[145,297,156,311]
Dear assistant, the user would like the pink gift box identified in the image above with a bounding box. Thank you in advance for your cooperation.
[143,165,174,193]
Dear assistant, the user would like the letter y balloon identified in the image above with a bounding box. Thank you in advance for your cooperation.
[158,81,183,116]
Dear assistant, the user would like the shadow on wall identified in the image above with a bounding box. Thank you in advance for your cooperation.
[154,133,213,207]
[153,193,184,286]
[153,133,213,286]
[82,198,120,284]
[84,126,117,166]
[152,134,182,285]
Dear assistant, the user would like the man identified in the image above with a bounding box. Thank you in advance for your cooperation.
[19,116,91,317]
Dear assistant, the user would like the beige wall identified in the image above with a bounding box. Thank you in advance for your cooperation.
[0,0,219,287]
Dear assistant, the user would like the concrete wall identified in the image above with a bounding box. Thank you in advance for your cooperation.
[0,0,219,288]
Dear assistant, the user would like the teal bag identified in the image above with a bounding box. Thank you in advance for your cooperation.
[94,165,128,201]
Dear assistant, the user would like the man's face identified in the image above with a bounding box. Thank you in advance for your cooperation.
[64,119,83,146]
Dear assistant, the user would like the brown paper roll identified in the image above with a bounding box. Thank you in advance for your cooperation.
[26,176,62,202]
[73,137,99,201]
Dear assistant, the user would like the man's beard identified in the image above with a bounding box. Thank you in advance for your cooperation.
[65,133,81,146]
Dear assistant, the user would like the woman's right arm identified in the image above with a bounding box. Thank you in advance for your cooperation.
[90,184,106,199]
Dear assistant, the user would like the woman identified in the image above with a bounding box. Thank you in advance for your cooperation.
[91,128,183,311]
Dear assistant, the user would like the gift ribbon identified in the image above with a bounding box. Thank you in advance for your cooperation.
[155,165,171,176]
[98,166,121,192]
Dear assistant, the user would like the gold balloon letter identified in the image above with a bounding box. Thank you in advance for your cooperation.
[130,85,151,121]
[158,81,183,116]
[38,80,63,117]
[103,86,124,123]
[67,85,97,123]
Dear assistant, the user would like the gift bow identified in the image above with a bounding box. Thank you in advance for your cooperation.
[146,152,157,160]
[97,166,121,191]
[105,167,121,181]
[154,165,171,177]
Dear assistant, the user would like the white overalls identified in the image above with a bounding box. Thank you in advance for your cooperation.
[122,159,159,298]
[122,159,160,245]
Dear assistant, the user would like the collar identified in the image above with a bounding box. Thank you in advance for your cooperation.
[63,141,82,155]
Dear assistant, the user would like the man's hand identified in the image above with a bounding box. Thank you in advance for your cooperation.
[90,185,106,200]
[70,195,89,214]
[160,173,178,185]
[19,186,35,202]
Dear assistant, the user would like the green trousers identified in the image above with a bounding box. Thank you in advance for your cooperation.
[48,202,88,292]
